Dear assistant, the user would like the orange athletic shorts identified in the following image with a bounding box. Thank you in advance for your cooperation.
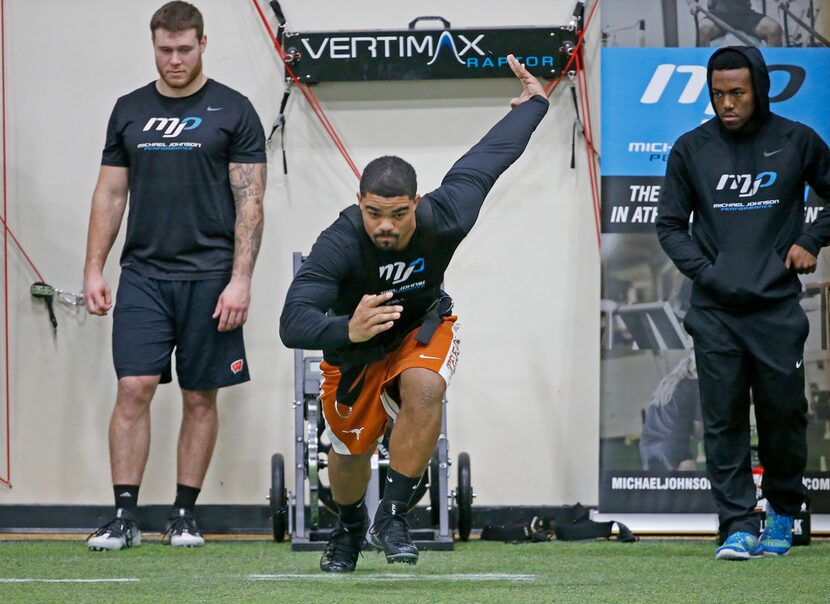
[320,316,460,455]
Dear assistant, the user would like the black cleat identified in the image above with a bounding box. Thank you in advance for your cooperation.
[87,508,141,551]
[162,508,205,548]
[369,500,419,565]
[320,514,368,573]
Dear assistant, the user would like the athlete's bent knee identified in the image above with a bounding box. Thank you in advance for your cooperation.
[400,367,446,407]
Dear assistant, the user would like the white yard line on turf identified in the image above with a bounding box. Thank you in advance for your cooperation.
[250,573,536,582]
[0,578,139,583]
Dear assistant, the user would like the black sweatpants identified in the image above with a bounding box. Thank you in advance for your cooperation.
[683,297,808,541]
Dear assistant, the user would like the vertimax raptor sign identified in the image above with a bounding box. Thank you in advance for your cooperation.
[280,22,578,82]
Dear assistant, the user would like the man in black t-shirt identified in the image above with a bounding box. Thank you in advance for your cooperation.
[686,0,790,47]
[84,1,266,551]
[280,55,548,572]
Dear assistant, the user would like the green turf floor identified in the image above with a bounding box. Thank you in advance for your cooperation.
[0,539,828,603]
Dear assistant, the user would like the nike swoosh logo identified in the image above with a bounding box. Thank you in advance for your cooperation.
[419,354,441,360]
[207,106,223,111]
[764,149,783,157]
[796,359,803,368]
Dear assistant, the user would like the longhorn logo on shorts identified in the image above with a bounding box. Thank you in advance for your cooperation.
[342,427,365,440]
[230,359,245,374]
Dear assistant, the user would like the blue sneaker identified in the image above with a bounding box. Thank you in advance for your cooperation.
[760,505,793,556]
[715,531,762,560]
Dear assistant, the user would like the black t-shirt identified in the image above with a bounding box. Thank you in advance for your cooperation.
[101,79,266,279]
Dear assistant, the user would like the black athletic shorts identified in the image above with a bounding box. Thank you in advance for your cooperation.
[112,268,250,390]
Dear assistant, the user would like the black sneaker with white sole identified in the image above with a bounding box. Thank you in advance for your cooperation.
[320,512,369,573]
[162,507,205,548]
[87,508,141,551]
[369,500,419,565]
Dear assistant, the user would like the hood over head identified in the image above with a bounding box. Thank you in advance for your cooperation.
[706,46,770,133]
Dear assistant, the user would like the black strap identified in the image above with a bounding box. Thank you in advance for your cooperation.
[480,524,529,542]
[415,303,441,345]
[266,1,290,173]
[569,85,580,170]
[570,121,577,170]
[269,0,287,39]
[335,364,368,407]
[554,519,637,542]
[482,507,637,544]
[481,516,554,542]
[267,86,292,174]
[552,503,638,543]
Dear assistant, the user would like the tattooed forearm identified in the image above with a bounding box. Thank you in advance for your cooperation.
[230,162,267,278]
[229,163,255,193]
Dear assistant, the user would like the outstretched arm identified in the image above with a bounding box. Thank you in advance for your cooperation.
[508,54,545,108]
[426,54,549,235]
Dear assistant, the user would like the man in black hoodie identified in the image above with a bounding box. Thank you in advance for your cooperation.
[657,46,830,559]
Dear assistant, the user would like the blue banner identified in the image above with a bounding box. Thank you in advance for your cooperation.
[599,47,830,515]
[601,48,830,177]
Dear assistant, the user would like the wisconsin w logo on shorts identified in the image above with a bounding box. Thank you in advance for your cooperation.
[230,359,245,374]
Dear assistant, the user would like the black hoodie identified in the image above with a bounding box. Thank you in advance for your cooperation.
[656,46,830,311]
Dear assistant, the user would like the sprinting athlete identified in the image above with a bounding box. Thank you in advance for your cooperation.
[280,55,548,572]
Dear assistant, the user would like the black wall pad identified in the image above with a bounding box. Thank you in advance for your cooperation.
[0,504,574,534]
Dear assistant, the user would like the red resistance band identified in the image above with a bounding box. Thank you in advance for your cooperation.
[545,1,601,249]
[250,0,361,180]
[250,0,601,250]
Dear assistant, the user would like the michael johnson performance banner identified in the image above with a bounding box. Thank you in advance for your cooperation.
[599,48,830,514]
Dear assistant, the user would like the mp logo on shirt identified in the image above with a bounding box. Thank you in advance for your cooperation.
[379,257,425,285]
[143,116,202,138]
[716,171,777,198]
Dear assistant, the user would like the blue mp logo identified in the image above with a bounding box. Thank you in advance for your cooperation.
[716,171,777,198]
[142,116,202,138]
[379,257,425,285]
